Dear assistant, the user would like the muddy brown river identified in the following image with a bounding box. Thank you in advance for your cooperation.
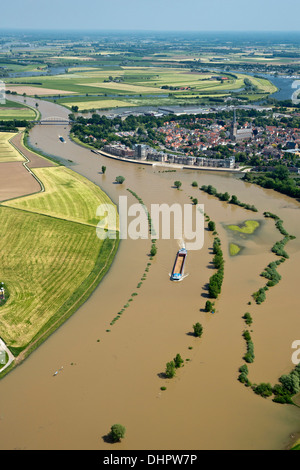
[0,96,299,450]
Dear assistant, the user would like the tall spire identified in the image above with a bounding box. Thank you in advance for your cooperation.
[231,108,237,140]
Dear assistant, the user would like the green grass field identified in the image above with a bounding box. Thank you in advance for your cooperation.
[79,81,163,94]
[0,132,25,162]
[0,205,117,350]
[227,220,260,234]
[0,99,38,120]
[0,107,37,120]
[0,63,47,73]
[229,243,241,256]
[237,73,278,94]
[0,154,119,356]
[63,98,136,110]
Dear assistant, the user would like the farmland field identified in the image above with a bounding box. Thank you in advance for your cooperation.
[3,165,119,229]
[4,66,277,101]
[62,98,136,110]
[237,74,278,94]
[0,99,38,120]
[0,63,47,73]
[0,155,119,354]
[78,81,164,93]
[0,205,118,350]
[0,107,37,120]
[5,85,77,96]
[0,132,25,162]
[0,162,41,202]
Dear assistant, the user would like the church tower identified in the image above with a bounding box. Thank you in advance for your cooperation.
[231,108,238,140]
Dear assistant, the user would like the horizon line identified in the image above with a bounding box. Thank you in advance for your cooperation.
[0,28,299,33]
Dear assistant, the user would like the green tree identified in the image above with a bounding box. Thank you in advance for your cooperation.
[253,383,273,398]
[150,244,157,257]
[193,322,203,338]
[205,300,214,312]
[102,165,107,174]
[230,195,239,205]
[109,424,126,442]
[279,372,300,395]
[208,221,216,231]
[213,252,224,269]
[238,364,250,385]
[243,312,253,326]
[206,185,217,195]
[174,181,182,190]
[174,353,184,368]
[220,192,230,202]
[165,360,176,378]
[208,269,224,298]
[271,165,289,181]
[115,175,125,184]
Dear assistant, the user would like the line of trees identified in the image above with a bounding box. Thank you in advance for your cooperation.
[242,330,255,364]
[165,353,184,378]
[208,237,224,299]
[252,212,295,304]
[243,165,300,200]
[201,184,258,212]
[250,363,300,404]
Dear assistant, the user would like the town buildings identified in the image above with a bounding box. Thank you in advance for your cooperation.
[230,109,253,142]
[98,107,300,171]
[102,143,236,168]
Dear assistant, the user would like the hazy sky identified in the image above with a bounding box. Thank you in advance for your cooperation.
[1,0,300,31]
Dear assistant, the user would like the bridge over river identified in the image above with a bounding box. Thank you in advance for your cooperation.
[34,116,73,125]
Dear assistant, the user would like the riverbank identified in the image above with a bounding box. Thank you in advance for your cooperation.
[96,149,244,173]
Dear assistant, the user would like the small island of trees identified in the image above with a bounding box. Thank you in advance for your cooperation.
[115,175,125,184]
[109,423,126,442]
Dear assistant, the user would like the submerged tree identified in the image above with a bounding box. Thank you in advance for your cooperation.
[205,300,214,312]
[193,322,203,338]
[150,246,157,257]
[174,353,184,369]
[208,220,216,231]
[165,360,176,378]
[109,424,126,442]
[115,175,125,184]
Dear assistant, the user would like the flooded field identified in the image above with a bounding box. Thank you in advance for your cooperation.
[0,97,299,450]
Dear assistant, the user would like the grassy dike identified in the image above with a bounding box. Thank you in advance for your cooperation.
[0,139,119,377]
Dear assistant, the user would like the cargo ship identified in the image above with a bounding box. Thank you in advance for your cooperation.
[170,248,187,281]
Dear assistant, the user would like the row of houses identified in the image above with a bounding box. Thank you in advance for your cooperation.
[156,115,300,165]
[102,143,236,168]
